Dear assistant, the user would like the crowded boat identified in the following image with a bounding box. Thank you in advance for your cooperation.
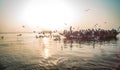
[62,26,120,40]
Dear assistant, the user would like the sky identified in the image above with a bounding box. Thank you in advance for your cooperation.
[0,0,120,32]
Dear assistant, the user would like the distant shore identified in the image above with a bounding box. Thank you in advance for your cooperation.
[0,32,34,34]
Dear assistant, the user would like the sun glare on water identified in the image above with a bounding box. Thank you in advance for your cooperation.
[43,37,50,58]
[20,0,77,31]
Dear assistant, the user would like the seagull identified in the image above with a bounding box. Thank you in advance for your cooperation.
[1,36,4,39]
[17,34,22,36]
[85,9,91,12]
[104,22,107,24]
[95,24,98,26]
[64,23,67,25]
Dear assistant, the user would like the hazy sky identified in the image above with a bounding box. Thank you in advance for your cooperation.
[0,0,120,32]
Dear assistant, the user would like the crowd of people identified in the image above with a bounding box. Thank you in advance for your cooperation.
[63,28,119,40]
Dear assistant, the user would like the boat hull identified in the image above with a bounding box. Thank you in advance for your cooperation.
[64,33,118,41]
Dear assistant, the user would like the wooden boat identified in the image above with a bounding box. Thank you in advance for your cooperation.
[63,33,119,40]
[62,27,120,41]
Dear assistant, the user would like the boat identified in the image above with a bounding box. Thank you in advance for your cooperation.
[62,26,120,41]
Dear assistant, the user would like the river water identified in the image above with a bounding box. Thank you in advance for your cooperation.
[0,33,120,70]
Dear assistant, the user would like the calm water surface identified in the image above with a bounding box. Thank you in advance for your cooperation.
[0,33,120,70]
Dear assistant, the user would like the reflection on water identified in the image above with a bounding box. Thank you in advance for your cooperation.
[44,48,49,59]
[43,37,50,58]
[0,33,120,70]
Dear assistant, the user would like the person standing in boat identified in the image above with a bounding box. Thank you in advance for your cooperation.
[70,26,72,34]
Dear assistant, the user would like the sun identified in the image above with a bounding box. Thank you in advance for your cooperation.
[20,0,76,31]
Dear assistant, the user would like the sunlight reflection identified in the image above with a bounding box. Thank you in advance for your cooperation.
[43,37,50,59]
[43,37,49,45]
[44,48,49,59]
